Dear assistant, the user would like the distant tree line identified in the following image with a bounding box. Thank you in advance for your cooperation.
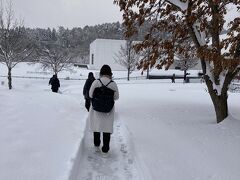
[26,22,150,64]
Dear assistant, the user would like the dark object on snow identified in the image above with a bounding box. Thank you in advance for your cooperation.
[49,75,60,93]
[83,72,95,111]
[92,79,114,113]
[171,73,175,83]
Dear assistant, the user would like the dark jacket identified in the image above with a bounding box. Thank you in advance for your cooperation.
[49,75,60,90]
[83,76,95,99]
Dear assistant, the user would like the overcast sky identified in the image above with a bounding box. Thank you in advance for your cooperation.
[13,0,123,29]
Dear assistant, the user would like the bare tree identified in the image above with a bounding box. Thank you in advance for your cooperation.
[35,27,79,76]
[0,0,33,89]
[174,39,199,82]
[140,47,153,79]
[115,0,240,123]
[175,54,198,83]
[114,39,139,80]
[36,42,75,75]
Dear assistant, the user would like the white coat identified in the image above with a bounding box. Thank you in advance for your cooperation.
[88,76,119,133]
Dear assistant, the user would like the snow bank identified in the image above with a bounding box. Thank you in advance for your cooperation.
[0,80,87,180]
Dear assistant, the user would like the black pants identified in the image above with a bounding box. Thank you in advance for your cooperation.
[52,88,58,93]
[85,99,91,111]
[94,132,111,153]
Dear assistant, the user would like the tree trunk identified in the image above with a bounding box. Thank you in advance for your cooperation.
[204,76,228,123]
[215,96,228,123]
[186,6,233,123]
[184,70,187,83]
[127,67,130,81]
[210,92,228,123]
[147,67,149,79]
[8,67,12,90]
[54,68,58,76]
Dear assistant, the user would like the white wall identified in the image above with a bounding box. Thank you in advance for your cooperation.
[89,38,202,71]
[89,39,126,71]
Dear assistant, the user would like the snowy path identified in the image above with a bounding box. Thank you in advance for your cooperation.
[69,114,145,180]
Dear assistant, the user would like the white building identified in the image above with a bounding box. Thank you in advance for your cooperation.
[89,39,127,71]
[89,38,202,71]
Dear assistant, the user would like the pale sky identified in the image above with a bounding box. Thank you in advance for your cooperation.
[13,0,123,29]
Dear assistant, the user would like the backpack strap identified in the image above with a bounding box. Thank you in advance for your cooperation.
[98,79,104,86]
[106,80,113,87]
[98,79,113,87]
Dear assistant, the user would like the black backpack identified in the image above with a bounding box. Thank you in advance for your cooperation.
[92,79,115,113]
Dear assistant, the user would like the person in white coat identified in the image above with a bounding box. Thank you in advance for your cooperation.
[88,64,119,153]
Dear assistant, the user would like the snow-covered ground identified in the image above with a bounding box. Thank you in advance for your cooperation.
[0,63,240,180]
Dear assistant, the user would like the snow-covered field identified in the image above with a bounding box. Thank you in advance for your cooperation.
[0,63,240,180]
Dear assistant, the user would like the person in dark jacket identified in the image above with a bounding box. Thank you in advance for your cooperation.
[49,75,60,93]
[83,72,95,111]
[171,73,175,83]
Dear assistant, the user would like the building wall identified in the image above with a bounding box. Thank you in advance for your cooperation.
[89,38,202,71]
[89,39,127,71]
